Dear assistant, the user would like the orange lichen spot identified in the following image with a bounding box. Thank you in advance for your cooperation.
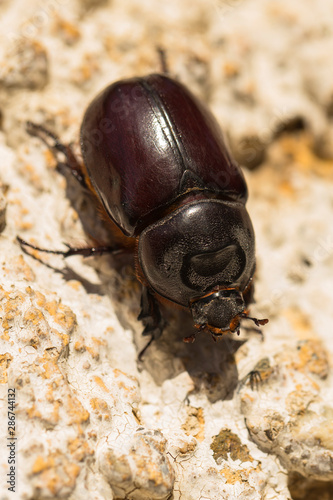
[0,353,13,384]
[211,429,253,463]
[66,394,90,425]
[54,304,76,333]
[280,133,333,179]
[53,16,81,45]
[64,462,81,480]
[176,438,197,455]
[40,358,62,379]
[283,307,312,337]
[219,467,244,484]
[32,452,81,495]
[2,293,25,339]
[68,437,94,462]
[92,337,106,346]
[44,148,57,168]
[27,404,42,419]
[32,455,55,474]
[45,300,58,316]
[220,464,261,484]
[286,390,314,416]
[90,397,111,420]
[50,328,70,346]
[295,340,329,380]
[279,179,295,197]
[34,291,46,307]
[67,280,81,291]
[93,376,109,392]
[21,163,42,187]
[86,346,99,360]
[223,61,240,78]
[74,338,87,352]
[10,255,35,281]
[182,406,205,442]
[24,306,45,326]
[72,53,100,85]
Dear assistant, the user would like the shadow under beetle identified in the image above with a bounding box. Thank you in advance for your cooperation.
[19,65,268,358]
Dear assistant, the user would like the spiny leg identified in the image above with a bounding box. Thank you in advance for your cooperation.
[137,286,166,360]
[17,236,122,259]
[26,121,87,188]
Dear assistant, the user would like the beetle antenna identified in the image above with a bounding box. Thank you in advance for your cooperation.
[240,313,268,327]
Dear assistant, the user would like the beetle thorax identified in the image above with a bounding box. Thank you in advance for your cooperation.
[138,198,255,307]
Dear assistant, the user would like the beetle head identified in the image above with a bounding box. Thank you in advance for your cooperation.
[190,289,245,335]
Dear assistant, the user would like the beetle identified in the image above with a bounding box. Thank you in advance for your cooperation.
[19,68,268,357]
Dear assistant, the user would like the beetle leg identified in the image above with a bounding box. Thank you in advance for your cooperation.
[238,370,262,392]
[137,286,166,360]
[17,236,123,258]
[26,121,87,188]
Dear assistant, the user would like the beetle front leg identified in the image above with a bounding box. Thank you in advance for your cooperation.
[137,286,166,360]
[26,121,87,188]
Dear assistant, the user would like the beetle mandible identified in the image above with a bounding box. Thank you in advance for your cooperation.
[20,67,268,357]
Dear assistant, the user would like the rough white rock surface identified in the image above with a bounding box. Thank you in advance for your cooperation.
[1,1,333,499]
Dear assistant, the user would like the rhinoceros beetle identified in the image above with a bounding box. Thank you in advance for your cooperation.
[19,67,268,358]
